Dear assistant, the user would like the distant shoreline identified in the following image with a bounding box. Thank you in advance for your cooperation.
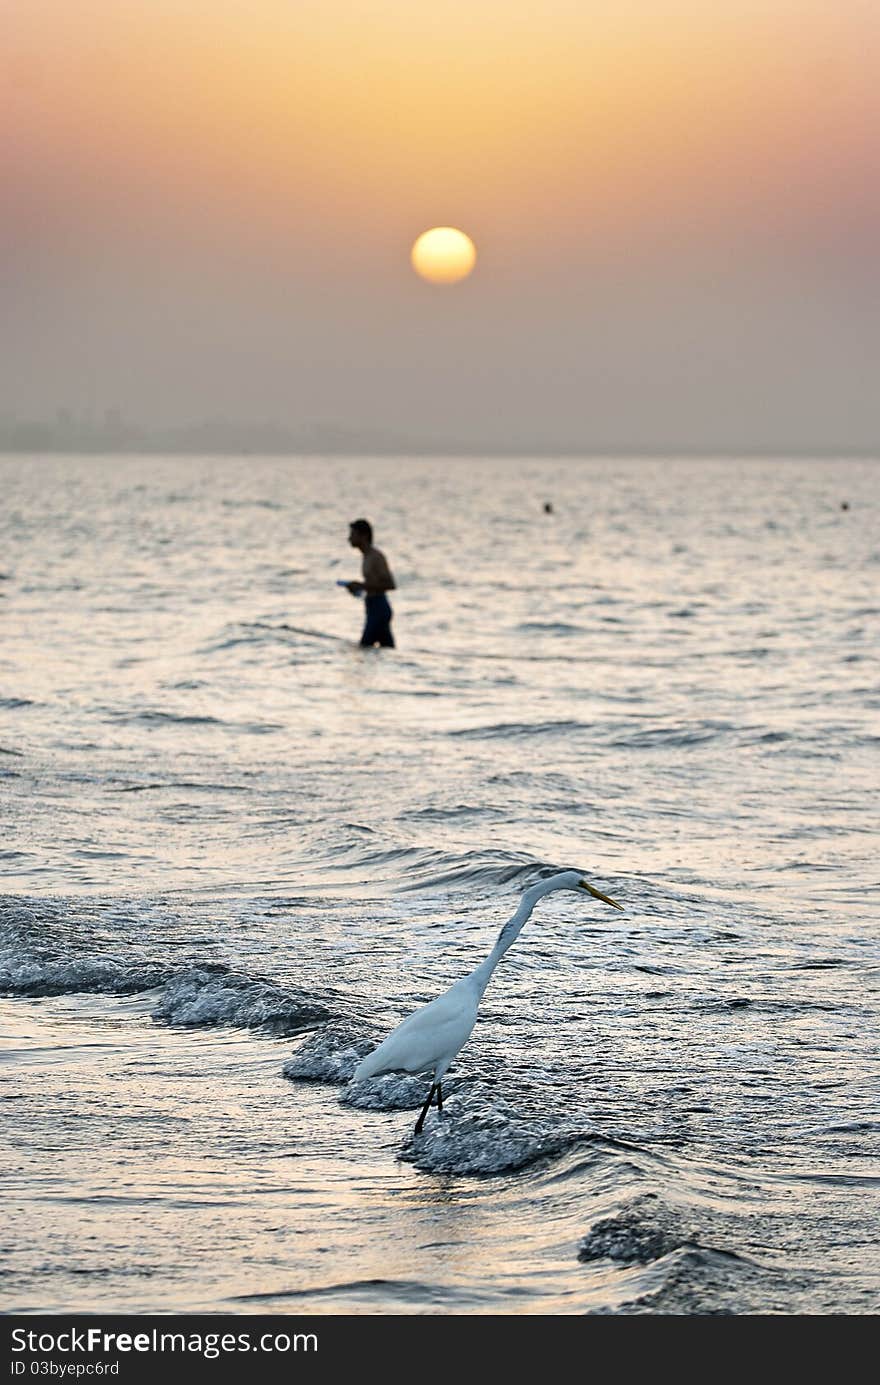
[1,447,877,461]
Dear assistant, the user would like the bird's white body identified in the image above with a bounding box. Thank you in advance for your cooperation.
[353,870,624,1130]
[356,972,482,1085]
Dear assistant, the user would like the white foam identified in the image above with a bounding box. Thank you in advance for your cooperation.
[0,952,166,998]
[400,1103,579,1175]
[283,1023,377,1082]
[578,1195,694,1265]
[152,967,328,1033]
[344,1072,432,1110]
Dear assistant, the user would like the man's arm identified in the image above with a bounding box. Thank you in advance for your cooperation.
[362,548,396,595]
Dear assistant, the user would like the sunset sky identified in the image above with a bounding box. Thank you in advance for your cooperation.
[3,0,878,451]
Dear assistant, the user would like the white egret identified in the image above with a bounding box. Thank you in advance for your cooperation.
[353,870,624,1135]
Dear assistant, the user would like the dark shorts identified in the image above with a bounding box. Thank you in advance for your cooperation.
[361,593,394,648]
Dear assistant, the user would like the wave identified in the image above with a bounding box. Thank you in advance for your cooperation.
[578,1194,697,1265]
[449,719,592,740]
[397,853,575,893]
[0,901,330,1036]
[153,966,328,1034]
[220,498,282,510]
[514,622,586,636]
[575,1187,829,1315]
[106,708,225,726]
[109,780,249,794]
[611,721,879,754]
[695,995,845,1015]
[399,1105,589,1175]
[307,839,569,894]
[610,721,735,749]
[282,1023,377,1084]
[601,1241,774,1316]
[1,951,328,1036]
[306,835,622,901]
[0,952,168,998]
[97,706,284,736]
[230,1277,465,1307]
[344,1072,439,1111]
[240,621,350,645]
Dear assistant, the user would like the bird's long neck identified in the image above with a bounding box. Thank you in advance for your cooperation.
[469,881,548,998]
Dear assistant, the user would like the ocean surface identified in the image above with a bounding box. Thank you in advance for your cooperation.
[1,453,878,1316]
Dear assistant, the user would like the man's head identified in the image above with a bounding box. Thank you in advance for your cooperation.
[349,518,373,551]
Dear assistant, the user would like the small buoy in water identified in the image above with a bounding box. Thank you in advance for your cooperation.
[543,501,554,514]
[841,501,850,511]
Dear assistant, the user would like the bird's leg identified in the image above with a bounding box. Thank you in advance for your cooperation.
[414,1083,437,1136]
[436,1082,443,1112]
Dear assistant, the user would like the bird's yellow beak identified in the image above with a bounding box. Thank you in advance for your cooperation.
[579,879,625,910]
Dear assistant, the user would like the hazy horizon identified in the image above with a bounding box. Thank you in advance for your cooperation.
[4,1,879,454]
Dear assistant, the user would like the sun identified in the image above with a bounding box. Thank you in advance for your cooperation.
[411,227,477,285]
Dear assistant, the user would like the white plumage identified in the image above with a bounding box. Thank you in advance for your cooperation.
[354,869,624,1134]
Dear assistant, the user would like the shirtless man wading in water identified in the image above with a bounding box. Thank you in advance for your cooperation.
[344,518,396,648]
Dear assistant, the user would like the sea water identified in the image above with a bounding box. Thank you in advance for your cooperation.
[1,453,878,1314]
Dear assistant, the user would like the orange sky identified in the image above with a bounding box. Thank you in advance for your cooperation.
[2,0,878,449]
[6,1,878,259]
